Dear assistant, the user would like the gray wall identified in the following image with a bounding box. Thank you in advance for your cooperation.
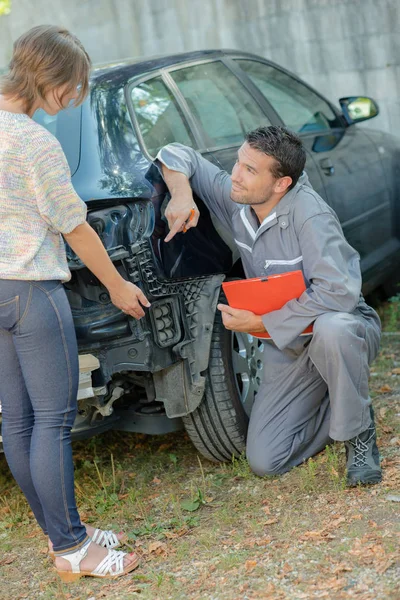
[1,0,399,133]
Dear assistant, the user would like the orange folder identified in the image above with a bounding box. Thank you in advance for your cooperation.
[222,270,313,339]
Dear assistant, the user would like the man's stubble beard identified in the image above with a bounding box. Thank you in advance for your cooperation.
[230,190,273,206]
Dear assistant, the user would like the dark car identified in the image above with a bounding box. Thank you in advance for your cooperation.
[1,49,399,462]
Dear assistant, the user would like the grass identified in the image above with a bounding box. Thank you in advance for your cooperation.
[377,291,400,332]
[0,298,400,599]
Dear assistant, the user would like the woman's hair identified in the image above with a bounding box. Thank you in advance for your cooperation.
[0,25,91,112]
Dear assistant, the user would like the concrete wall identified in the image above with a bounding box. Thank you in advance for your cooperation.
[1,0,399,133]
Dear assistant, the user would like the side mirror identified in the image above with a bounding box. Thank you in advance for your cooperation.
[339,97,379,125]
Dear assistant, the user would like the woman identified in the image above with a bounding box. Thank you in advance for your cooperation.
[0,25,148,581]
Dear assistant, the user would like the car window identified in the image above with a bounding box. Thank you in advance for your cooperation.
[32,106,81,175]
[169,61,271,148]
[236,60,342,133]
[130,76,195,156]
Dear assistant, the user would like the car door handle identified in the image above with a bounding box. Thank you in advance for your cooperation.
[319,158,335,176]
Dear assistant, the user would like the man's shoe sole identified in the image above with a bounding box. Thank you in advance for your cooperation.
[346,470,382,487]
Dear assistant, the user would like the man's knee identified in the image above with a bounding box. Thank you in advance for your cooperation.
[246,443,290,477]
[312,312,364,346]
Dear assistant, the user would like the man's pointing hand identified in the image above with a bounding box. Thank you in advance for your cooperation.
[164,198,200,242]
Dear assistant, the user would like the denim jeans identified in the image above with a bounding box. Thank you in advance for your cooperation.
[0,279,88,554]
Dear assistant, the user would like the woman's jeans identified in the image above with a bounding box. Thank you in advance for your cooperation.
[0,280,88,554]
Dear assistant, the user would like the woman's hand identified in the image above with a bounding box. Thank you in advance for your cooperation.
[64,223,150,319]
[108,279,150,319]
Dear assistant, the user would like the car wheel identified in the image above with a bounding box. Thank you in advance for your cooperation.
[183,295,264,462]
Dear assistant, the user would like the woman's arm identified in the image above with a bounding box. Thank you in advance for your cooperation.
[64,222,150,319]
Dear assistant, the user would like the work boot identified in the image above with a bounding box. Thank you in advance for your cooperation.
[345,406,382,487]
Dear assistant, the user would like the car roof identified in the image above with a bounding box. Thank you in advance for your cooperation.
[91,49,269,87]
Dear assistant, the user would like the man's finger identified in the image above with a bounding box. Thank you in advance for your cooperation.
[217,303,237,316]
[165,217,186,242]
[221,312,233,329]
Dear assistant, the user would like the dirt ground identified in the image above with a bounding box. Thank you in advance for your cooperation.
[0,334,399,600]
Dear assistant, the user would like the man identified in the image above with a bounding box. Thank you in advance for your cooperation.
[156,126,382,486]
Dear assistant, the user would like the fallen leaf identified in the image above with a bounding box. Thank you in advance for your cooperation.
[26,530,41,538]
[152,476,161,485]
[255,537,272,546]
[157,443,172,452]
[164,531,179,539]
[0,555,16,565]
[379,384,392,393]
[332,564,353,574]
[383,426,394,434]
[376,559,396,575]
[245,559,258,572]
[301,530,325,538]
[320,576,347,590]
[148,541,168,555]
[300,530,336,542]
[264,518,279,525]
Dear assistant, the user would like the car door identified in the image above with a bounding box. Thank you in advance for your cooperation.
[233,58,393,284]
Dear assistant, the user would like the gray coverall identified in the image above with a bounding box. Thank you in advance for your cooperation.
[157,144,381,476]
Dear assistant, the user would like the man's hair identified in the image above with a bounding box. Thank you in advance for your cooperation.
[0,25,91,113]
[245,126,306,190]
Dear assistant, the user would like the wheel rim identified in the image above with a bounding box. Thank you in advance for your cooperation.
[231,331,264,416]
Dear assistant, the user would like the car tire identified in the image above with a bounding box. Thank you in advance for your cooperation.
[182,292,264,462]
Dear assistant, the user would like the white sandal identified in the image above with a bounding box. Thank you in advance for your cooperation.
[49,527,128,559]
[56,539,139,582]
[91,528,128,549]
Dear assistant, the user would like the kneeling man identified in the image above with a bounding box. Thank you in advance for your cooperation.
[156,126,382,486]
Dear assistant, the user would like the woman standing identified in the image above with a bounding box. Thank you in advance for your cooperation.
[0,25,147,581]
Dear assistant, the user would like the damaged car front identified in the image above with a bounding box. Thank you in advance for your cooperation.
[58,67,230,441]
[0,59,247,462]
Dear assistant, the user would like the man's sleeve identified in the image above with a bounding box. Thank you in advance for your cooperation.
[156,143,235,230]
[262,211,362,350]
[30,135,87,234]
